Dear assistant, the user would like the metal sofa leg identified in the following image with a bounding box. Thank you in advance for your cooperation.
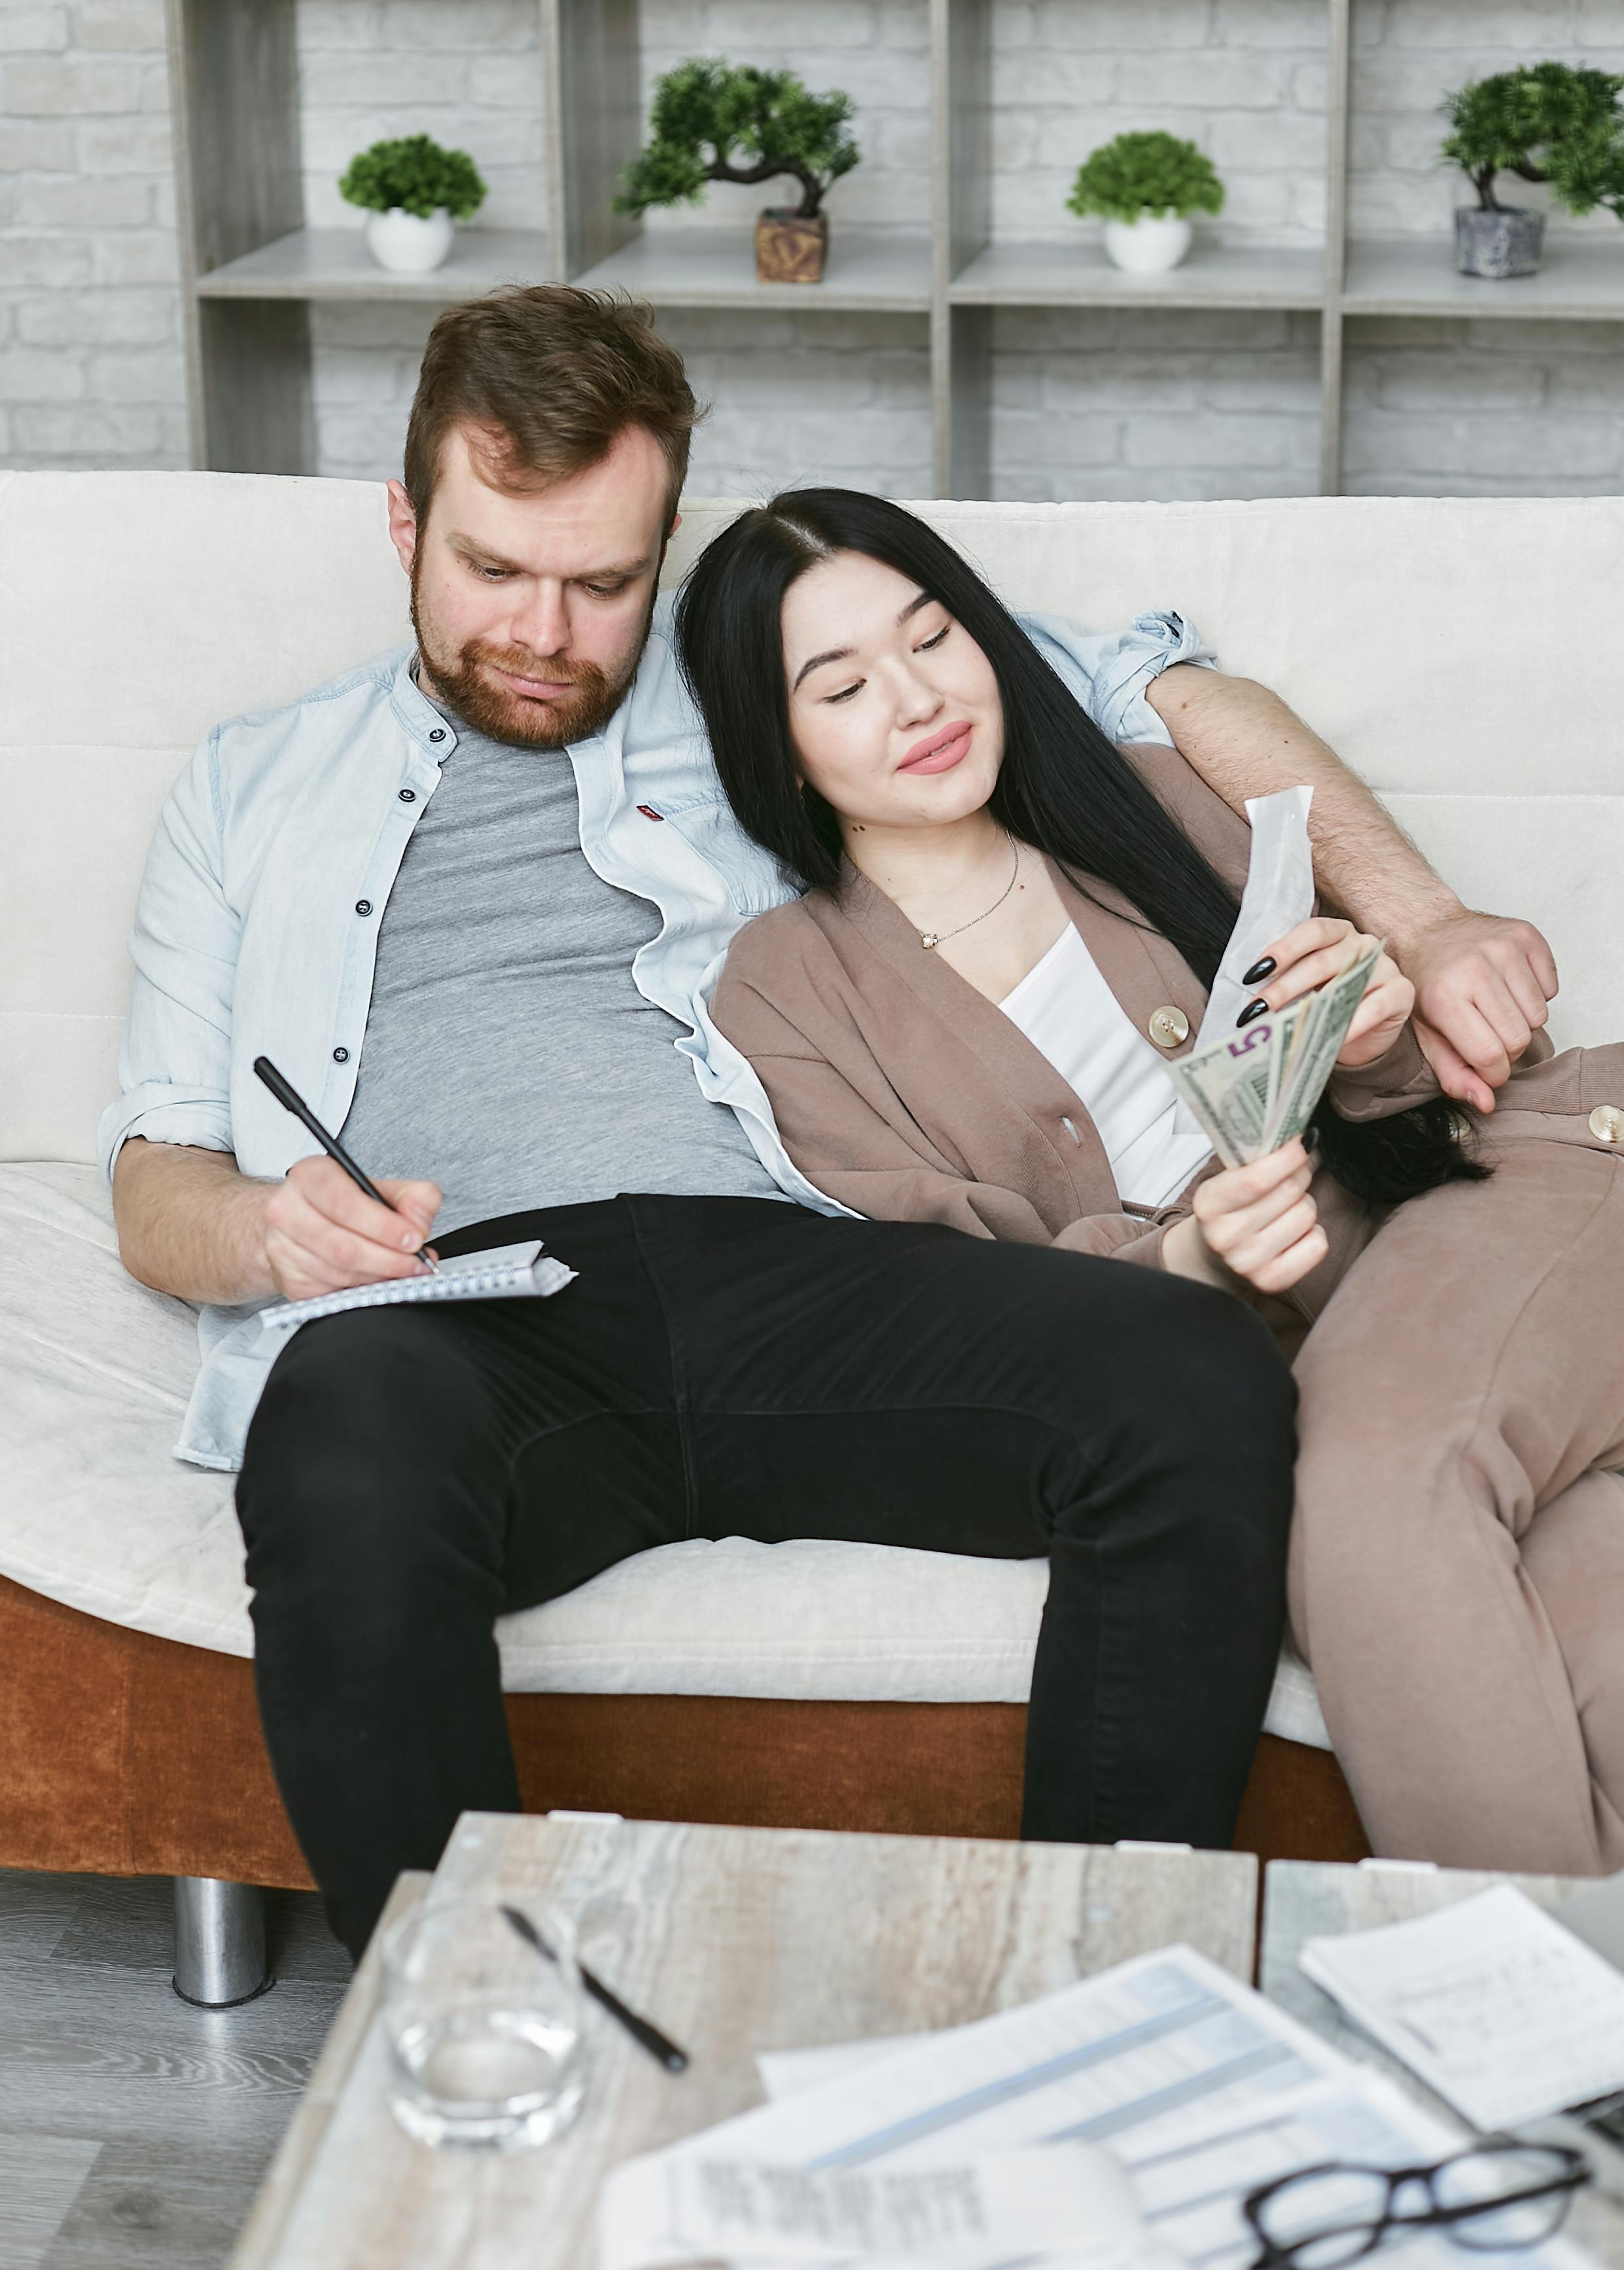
[172,1875,273,2007]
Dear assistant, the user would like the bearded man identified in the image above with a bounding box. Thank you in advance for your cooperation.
[104,287,1556,1955]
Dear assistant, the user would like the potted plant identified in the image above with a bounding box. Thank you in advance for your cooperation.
[1067,130,1225,274]
[1442,62,1624,279]
[615,59,860,284]
[339,133,487,275]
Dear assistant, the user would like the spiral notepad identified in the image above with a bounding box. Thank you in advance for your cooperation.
[258,1240,577,1339]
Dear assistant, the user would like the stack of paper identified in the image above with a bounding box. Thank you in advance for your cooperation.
[599,1945,1601,2270]
[1300,1884,1624,2133]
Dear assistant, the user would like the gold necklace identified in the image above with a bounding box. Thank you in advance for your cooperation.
[917,834,1021,950]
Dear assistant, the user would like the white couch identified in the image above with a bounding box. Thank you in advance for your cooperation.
[5,473,1622,1769]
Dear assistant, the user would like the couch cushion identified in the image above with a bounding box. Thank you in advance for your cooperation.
[5,476,1623,1165]
[0,1161,1329,1748]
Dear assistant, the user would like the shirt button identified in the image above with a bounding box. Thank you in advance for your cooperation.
[429,728,446,743]
[355,899,372,917]
[332,1046,350,1064]
[1149,1005,1191,1050]
[398,787,416,803]
[1589,1104,1624,1145]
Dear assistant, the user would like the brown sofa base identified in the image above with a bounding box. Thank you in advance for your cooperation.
[0,1571,1368,1889]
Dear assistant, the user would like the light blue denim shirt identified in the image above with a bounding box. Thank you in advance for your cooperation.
[99,595,1214,1470]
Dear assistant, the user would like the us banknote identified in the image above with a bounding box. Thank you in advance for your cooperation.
[1169,939,1383,1169]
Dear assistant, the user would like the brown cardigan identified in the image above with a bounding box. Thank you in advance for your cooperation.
[711,745,1447,1354]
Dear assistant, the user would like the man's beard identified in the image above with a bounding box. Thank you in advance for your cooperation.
[410,569,645,749]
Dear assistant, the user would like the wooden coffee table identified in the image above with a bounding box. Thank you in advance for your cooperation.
[1262,1858,1624,2270]
[230,1814,1260,2269]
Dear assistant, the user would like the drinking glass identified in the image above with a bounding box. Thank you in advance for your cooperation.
[381,1894,588,2150]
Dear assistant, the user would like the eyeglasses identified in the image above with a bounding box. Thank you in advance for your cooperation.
[1243,2139,1591,2268]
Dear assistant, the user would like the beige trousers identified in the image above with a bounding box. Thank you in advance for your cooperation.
[1289,1135,1624,1875]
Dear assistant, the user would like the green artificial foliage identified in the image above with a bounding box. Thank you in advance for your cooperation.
[338,134,487,222]
[615,58,860,222]
[1067,130,1226,224]
[1442,62,1624,219]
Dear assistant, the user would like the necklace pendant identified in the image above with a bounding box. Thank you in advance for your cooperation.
[920,933,938,950]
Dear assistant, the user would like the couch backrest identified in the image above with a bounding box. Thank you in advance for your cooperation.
[3,471,1619,1165]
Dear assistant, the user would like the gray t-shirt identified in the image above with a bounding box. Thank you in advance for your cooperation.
[339,706,779,1234]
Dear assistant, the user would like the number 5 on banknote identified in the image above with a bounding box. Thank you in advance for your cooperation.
[1169,940,1383,1168]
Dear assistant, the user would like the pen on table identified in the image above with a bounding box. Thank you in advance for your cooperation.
[500,1904,690,2074]
[251,1055,440,1275]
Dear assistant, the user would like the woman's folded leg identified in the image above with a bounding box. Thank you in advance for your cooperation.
[1519,1468,1624,1862]
[1289,1141,1624,1873]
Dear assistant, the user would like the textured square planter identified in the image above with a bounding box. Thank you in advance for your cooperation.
[1455,205,1545,279]
[756,208,828,283]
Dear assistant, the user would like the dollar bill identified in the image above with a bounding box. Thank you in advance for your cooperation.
[1169,938,1383,1166]
[1269,938,1383,1150]
[1172,1008,1293,1169]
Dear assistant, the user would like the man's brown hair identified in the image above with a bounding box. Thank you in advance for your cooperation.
[403,284,702,529]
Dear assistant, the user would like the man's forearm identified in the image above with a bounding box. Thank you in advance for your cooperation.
[1146,664,1461,955]
[112,1138,274,1305]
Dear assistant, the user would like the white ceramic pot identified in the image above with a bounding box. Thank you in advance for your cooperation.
[1102,213,1193,274]
[364,206,455,274]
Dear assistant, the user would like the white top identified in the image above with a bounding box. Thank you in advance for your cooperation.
[999,924,1214,1210]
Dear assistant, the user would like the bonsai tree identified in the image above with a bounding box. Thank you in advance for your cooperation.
[1067,130,1225,224]
[339,134,487,221]
[1442,62,1624,218]
[615,59,859,222]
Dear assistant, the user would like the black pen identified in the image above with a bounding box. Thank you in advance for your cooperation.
[252,1055,440,1275]
[500,1904,690,2074]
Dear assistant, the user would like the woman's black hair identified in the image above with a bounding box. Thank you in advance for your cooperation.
[675,487,1484,1210]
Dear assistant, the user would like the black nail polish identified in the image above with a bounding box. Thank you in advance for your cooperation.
[1242,956,1277,985]
[1236,998,1269,1027]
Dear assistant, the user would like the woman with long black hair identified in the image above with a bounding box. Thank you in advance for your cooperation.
[678,488,1624,1876]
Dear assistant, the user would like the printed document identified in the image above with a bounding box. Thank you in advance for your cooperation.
[601,2143,1152,2270]
[599,1945,1600,2270]
[1300,1883,1624,2131]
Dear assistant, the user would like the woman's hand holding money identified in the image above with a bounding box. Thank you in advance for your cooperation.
[1165,1139,1328,1296]
[1241,916,1413,1069]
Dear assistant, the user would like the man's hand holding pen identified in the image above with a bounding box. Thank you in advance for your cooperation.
[260,1155,442,1303]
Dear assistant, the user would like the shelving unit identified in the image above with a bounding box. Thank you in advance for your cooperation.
[163,0,1624,497]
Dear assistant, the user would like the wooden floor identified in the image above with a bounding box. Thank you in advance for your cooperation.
[0,1868,349,2270]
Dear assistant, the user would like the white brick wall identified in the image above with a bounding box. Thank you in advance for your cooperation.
[296,0,546,232]
[0,0,188,470]
[1351,0,1624,239]
[991,0,1330,247]
[1344,316,1624,495]
[4,0,1623,501]
[992,309,1323,503]
[311,302,934,497]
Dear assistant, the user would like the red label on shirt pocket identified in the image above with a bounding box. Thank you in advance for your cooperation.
[636,804,665,821]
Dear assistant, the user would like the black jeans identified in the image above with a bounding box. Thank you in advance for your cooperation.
[237,1195,1296,1955]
